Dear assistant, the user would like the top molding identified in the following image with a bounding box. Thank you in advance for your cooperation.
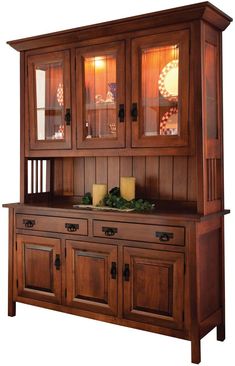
[7,2,232,52]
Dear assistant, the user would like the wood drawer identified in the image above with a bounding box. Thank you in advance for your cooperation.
[16,214,88,236]
[93,220,184,245]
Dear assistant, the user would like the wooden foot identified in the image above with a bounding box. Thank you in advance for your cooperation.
[191,338,201,364]
[217,323,225,341]
[8,301,16,317]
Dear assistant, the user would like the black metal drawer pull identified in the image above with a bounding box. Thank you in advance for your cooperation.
[118,104,125,122]
[65,108,71,126]
[110,262,117,279]
[131,102,138,121]
[155,231,174,242]
[54,254,61,270]
[123,264,130,281]
[23,219,35,228]
[65,223,79,232]
[102,227,118,237]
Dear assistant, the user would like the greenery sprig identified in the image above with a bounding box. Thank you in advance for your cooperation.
[81,187,154,211]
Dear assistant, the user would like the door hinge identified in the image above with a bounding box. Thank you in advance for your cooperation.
[65,247,67,258]
[184,263,186,274]
[16,279,18,289]
[15,242,17,251]
[65,288,67,298]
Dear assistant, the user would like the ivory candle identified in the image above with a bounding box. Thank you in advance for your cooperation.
[92,184,107,206]
[120,177,136,201]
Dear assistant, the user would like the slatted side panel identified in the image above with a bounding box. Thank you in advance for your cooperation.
[53,156,197,202]
[27,159,51,194]
[206,158,221,201]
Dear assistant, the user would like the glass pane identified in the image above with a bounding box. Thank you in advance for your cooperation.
[141,44,179,136]
[35,61,65,141]
[84,53,117,139]
[205,42,218,139]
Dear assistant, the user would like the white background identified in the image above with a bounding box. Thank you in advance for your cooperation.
[0,0,234,365]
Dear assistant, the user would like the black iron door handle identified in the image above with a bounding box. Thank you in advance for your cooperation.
[110,262,117,279]
[102,227,118,237]
[64,108,71,126]
[123,264,130,281]
[65,223,79,232]
[54,254,61,270]
[118,104,125,122]
[155,231,173,242]
[23,219,35,228]
[131,103,138,121]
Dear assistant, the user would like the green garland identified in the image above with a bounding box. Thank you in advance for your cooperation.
[82,187,154,211]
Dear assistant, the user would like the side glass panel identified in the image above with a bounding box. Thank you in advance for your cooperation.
[35,61,65,141]
[205,42,218,139]
[141,44,179,136]
[83,53,117,139]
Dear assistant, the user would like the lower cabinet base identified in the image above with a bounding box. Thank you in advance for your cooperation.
[10,297,225,365]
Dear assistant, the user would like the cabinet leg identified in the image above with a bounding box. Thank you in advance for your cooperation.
[191,338,201,364]
[217,323,225,341]
[8,300,16,317]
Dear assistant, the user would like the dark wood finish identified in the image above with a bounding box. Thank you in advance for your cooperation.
[93,220,185,245]
[8,208,16,316]
[4,3,232,364]
[123,246,184,329]
[16,235,62,303]
[66,240,117,316]
[16,214,88,236]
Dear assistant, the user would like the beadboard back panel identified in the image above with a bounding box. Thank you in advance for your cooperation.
[53,156,197,202]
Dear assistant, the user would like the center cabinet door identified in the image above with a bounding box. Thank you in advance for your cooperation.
[76,41,126,148]
[123,247,184,329]
[16,235,62,304]
[66,241,118,316]
[131,30,189,148]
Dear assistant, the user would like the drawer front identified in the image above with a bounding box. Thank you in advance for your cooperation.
[93,220,184,245]
[16,214,88,236]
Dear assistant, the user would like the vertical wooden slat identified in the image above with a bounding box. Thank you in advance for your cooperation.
[173,157,188,201]
[85,157,96,193]
[159,157,173,200]
[120,157,133,177]
[35,160,38,193]
[40,160,43,193]
[53,158,63,195]
[145,156,159,199]
[108,157,120,190]
[133,157,146,198]
[74,158,85,196]
[31,160,34,194]
[188,156,197,201]
[207,159,211,201]
[62,158,74,196]
[46,160,51,193]
[96,157,108,184]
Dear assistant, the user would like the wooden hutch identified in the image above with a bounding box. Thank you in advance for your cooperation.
[4,2,232,363]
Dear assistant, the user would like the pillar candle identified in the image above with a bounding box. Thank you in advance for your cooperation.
[120,177,136,201]
[92,184,107,206]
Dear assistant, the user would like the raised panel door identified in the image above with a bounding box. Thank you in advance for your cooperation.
[16,234,61,304]
[66,241,118,316]
[123,246,184,329]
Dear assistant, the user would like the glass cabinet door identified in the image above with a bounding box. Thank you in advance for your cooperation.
[76,42,125,148]
[28,51,71,150]
[131,30,189,148]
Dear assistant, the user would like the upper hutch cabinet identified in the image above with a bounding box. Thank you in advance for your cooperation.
[131,30,189,148]
[76,41,125,149]
[28,50,71,150]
